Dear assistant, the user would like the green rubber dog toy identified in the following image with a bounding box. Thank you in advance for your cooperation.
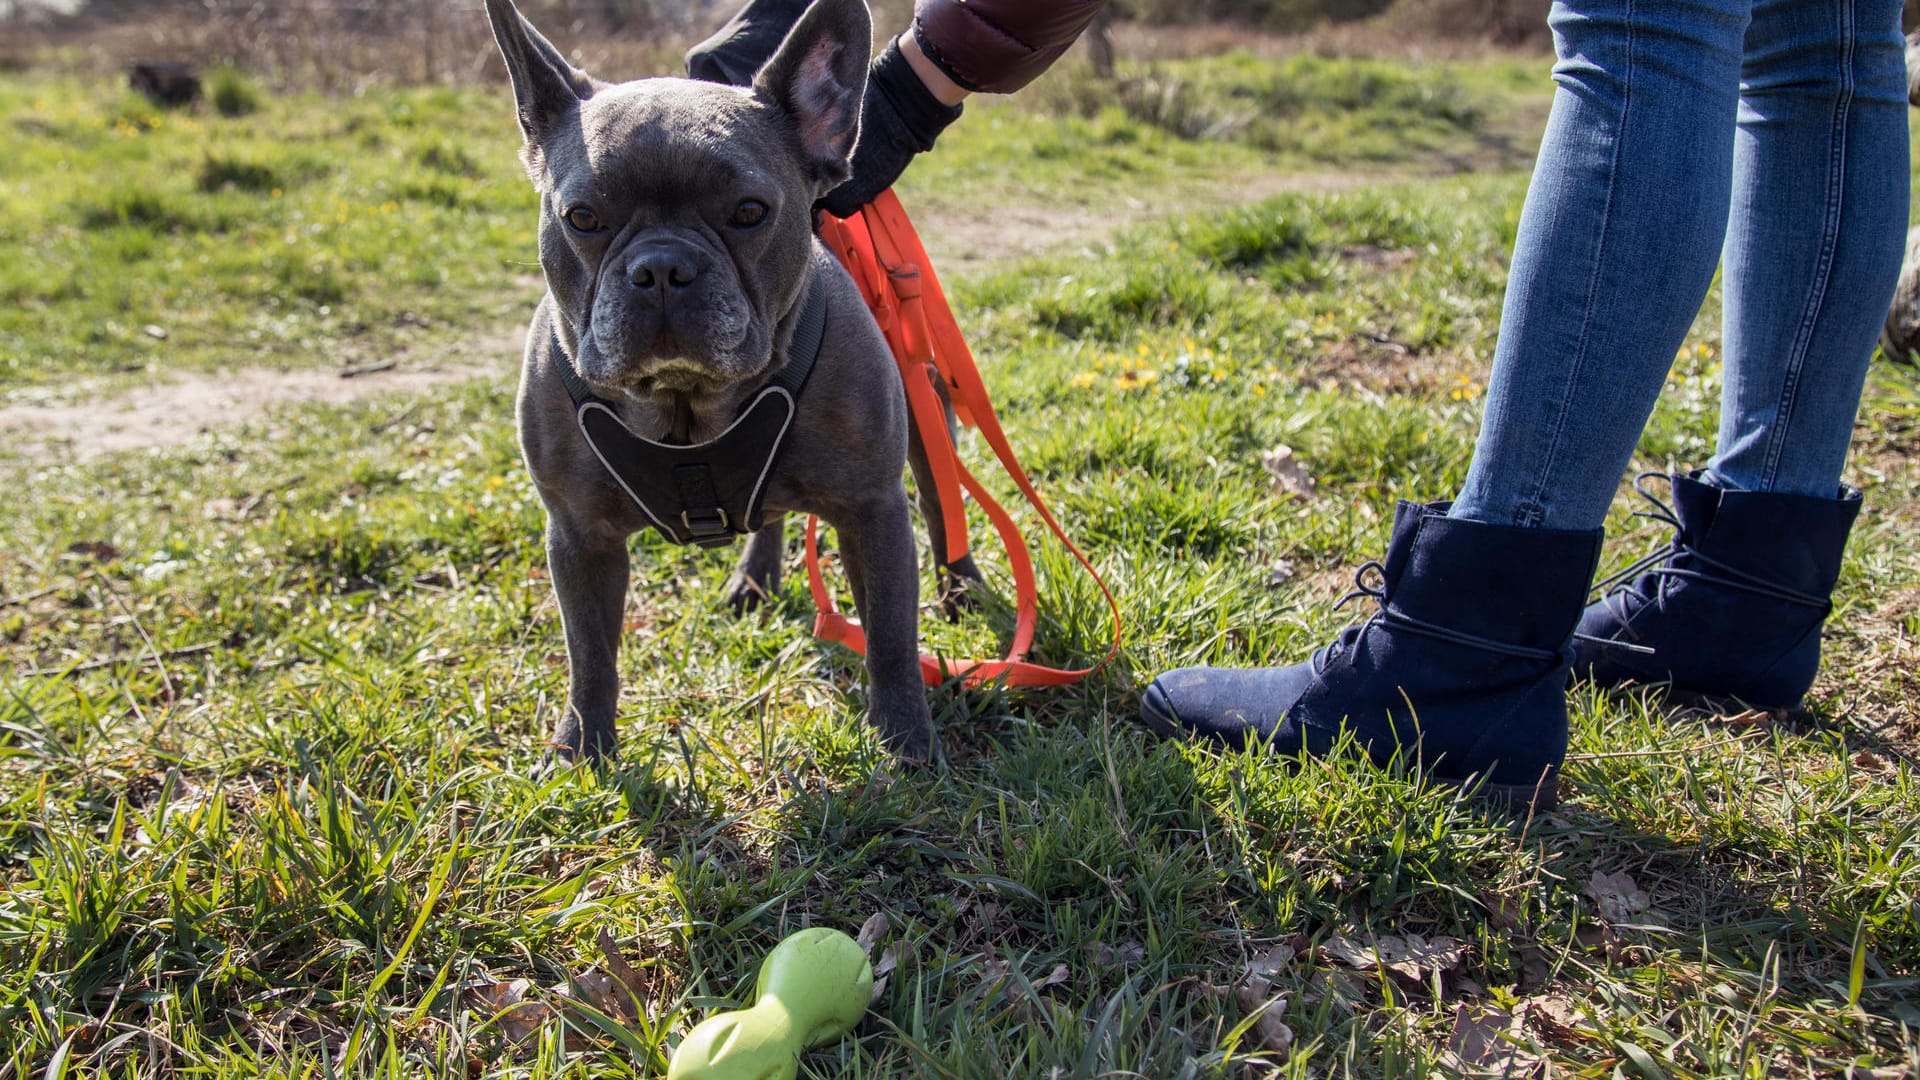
[667,927,873,1080]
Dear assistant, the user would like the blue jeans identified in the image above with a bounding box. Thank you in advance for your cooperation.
[1451,0,1909,530]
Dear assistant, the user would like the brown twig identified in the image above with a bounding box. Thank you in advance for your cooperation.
[239,475,303,518]
[369,403,421,435]
[94,579,178,700]
[0,586,55,609]
[467,547,515,588]
[338,359,397,379]
[22,641,216,679]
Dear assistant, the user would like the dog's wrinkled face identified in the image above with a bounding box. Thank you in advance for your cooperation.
[485,0,868,396]
[543,86,803,394]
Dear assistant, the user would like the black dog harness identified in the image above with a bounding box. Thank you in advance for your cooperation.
[553,284,829,549]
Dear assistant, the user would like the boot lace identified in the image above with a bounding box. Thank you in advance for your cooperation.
[1574,472,1830,653]
[1311,560,1562,676]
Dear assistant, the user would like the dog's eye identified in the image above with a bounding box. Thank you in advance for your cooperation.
[729,200,768,229]
[563,205,602,233]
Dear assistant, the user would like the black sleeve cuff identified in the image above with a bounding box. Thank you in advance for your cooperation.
[871,37,965,151]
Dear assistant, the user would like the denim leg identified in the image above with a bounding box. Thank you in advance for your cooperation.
[1450,0,1750,531]
[1708,0,1908,496]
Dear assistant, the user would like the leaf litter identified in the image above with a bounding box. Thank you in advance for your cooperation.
[1204,940,1300,1059]
[465,934,658,1057]
[1586,869,1651,924]
[467,979,552,1048]
[1084,939,1147,966]
[1261,444,1318,501]
[1321,930,1469,982]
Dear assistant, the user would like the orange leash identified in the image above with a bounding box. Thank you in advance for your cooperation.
[811,191,1123,688]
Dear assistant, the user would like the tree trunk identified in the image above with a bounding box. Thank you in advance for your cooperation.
[1086,4,1114,78]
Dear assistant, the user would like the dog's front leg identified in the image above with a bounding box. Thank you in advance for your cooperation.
[835,492,935,760]
[546,517,629,761]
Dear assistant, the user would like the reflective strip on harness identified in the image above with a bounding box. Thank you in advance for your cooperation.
[575,389,796,548]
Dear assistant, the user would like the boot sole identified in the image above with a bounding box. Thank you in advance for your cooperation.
[1467,776,1559,815]
[1135,685,1561,815]
[1135,682,1183,740]
[1587,678,1804,721]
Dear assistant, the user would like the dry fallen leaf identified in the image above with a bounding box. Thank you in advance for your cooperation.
[1322,932,1467,981]
[979,959,1070,1004]
[1321,934,1373,969]
[1441,1004,1542,1075]
[856,912,889,955]
[468,979,553,1046]
[1301,968,1369,1014]
[1232,976,1294,1057]
[1085,940,1147,966]
[566,971,627,1021]
[873,942,901,979]
[1845,1066,1913,1080]
[596,929,648,1022]
[1479,890,1526,931]
[1261,445,1317,502]
[868,941,901,1005]
[1519,992,1589,1046]
[1245,943,1296,980]
[1587,870,1650,923]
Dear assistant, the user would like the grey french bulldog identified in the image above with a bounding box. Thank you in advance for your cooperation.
[484,0,971,763]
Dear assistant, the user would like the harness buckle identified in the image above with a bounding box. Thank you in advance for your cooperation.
[682,508,732,542]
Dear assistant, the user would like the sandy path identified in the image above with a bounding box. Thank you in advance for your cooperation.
[0,335,521,464]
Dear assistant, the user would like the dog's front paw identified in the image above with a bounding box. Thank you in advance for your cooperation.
[726,524,786,615]
[873,709,939,765]
[724,568,775,614]
[549,707,617,766]
[936,554,986,622]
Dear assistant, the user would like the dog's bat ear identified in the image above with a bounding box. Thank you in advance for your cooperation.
[752,0,871,189]
[485,0,599,147]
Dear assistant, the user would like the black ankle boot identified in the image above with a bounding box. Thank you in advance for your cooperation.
[1140,501,1602,811]
[1572,472,1861,711]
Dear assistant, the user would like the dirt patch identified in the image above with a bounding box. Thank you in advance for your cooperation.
[916,171,1372,278]
[0,328,523,462]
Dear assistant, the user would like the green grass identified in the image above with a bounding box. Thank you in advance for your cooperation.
[1,51,1917,1078]
[0,53,1546,393]
[0,78,538,390]
[897,53,1548,220]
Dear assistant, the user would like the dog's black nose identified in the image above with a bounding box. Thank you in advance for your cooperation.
[627,242,700,292]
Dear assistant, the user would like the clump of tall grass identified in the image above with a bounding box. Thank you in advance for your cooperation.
[196,153,278,193]
[1032,53,1484,148]
[207,66,262,118]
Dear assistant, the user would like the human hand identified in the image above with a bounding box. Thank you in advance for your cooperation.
[816,36,964,217]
